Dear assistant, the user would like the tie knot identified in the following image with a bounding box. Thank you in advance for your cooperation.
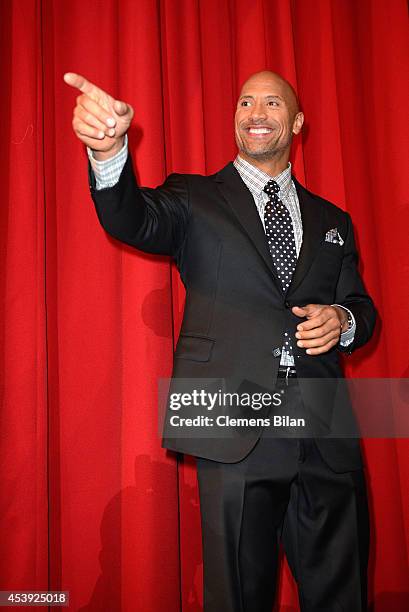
[263,179,280,197]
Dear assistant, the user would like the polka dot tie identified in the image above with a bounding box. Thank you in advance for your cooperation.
[263,179,297,359]
[263,179,297,291]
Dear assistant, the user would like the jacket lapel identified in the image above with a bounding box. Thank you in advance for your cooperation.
[214,163,325,296]
[287,177,325,296]
[214,162,281,286]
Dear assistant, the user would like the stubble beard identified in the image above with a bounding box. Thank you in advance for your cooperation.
[236,131,292,163]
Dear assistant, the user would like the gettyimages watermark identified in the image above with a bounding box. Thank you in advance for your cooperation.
[157,377,409,439]
[166,386,303,431]
[168,387,283,411]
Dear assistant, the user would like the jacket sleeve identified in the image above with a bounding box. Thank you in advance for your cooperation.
[335,212,376,354]
[88,152,190,257]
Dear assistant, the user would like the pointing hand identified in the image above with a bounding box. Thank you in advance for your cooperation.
[64,72,134,159]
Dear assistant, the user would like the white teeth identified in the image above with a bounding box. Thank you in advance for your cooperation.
[248,128,272,134]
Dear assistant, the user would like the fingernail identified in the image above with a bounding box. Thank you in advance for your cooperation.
[98,131,104,139]
[106,117,116,127]
[298,326,303,331]
[107,128,115,137]
[295,333,301,339]
[297,341,303,347]
[306,349,311,355]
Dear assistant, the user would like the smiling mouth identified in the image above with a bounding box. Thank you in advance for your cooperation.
[246,126,273,135]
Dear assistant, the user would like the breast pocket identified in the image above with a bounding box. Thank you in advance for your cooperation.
[309,242,344,296]
[174,334,215,362]
[320,241,344,260]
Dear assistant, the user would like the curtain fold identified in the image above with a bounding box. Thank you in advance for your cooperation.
[1,0,408,610]
[0,0,48,593]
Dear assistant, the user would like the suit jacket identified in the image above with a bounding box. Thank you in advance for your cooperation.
[89,155,376,472]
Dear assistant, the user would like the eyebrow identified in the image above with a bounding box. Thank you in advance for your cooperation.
[238,94,285,102]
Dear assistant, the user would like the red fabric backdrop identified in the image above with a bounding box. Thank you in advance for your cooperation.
[1,0,408,610]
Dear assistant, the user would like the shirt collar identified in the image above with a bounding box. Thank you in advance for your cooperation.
[233,155,292,198]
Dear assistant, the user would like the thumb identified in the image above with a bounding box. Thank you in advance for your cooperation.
[114,99,129,115]
[292,304,319,318]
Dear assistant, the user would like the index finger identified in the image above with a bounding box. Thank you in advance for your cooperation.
[297,313,327,331]
[63,72,100,97]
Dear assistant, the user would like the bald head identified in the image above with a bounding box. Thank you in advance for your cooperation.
[239,71,300,116]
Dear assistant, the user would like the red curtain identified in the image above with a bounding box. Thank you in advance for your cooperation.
[1,0,408,610]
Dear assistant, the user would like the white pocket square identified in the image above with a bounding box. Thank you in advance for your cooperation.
[325,227,344,246]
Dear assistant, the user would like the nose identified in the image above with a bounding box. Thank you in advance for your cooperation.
[249,101,267,122]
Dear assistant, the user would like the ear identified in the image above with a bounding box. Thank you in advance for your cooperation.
[292,112,304,135]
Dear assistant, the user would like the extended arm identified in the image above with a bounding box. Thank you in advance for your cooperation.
[64,72,189,257]
[89,153,189,256]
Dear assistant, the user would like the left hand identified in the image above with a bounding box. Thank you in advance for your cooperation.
[292,304,347,355]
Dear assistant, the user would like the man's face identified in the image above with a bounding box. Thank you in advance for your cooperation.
[234,74,303,162]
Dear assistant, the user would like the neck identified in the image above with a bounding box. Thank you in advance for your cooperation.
[238,150,290,178]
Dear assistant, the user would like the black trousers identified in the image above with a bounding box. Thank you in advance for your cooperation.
[196,380,370,611]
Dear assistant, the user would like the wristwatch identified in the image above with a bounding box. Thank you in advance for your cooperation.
[342,309,354,333]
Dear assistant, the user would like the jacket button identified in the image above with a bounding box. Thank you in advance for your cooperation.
[272,348,281,357]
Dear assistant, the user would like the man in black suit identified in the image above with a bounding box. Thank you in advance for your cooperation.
[65,70,376,611]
